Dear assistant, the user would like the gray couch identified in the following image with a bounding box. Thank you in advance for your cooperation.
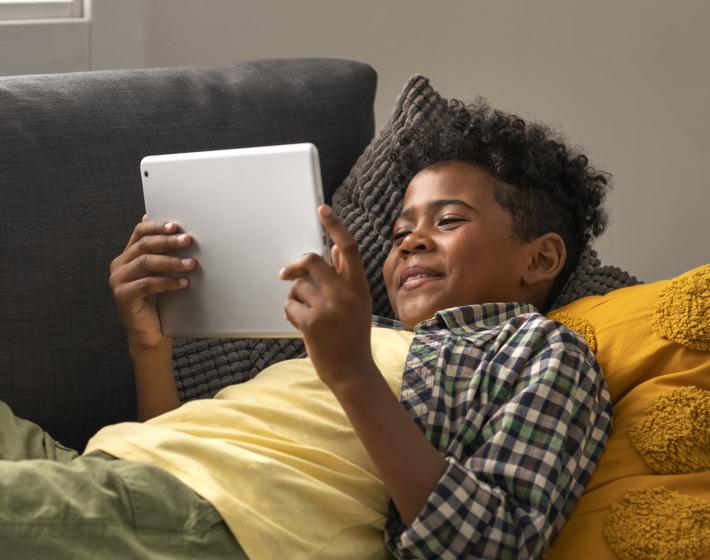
[0,58,377,451]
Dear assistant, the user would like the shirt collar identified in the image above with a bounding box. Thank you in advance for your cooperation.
[372,302,539,333]
[414,302,538,334]
[371,315,407,330]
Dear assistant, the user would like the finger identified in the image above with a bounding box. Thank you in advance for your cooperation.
[279,252,335,286]
[318,205,365,284]
[111,254,196,286]
[113,275,189,304]
[120,231,192,268]
[124,220,180,252]
[287,276,319,307]
[284,298,309,332]
[112,231,192,276]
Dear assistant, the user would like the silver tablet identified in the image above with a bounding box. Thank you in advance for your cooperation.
[140,143,327,338]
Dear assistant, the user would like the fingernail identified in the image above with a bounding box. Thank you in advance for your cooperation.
[177,234,187,243]
[178,278,188,287]
[322,205,332,216]
[181,258,193,267]
[164,222,174,231]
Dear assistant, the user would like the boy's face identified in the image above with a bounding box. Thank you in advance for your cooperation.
[383,160,533,328]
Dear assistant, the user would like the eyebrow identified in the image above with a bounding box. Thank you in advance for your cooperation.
[396,198,477,222]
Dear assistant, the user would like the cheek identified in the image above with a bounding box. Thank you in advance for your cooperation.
[443,239,488,289]
[445,238,480,273]
[382,252,400,304]
[383,253,395,290]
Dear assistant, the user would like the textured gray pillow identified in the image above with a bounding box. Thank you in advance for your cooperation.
[551,246,640,309]
[177,74,642,402]
[330,75,641,319]
[172,337,306,401]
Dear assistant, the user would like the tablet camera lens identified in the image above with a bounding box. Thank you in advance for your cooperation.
[144,171,149,178]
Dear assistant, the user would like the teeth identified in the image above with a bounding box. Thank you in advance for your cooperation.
[404,274,434,283]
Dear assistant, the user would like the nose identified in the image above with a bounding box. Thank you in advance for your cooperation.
[398,229,432,256]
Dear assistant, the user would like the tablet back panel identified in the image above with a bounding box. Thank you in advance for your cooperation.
[141,143,326,338]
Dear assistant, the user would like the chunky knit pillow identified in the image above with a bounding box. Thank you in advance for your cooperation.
[172,337,305,401]
[331,75,640,319]
[551,245,640,310]
[174,74,641,400]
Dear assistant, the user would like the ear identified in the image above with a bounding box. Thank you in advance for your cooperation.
[522,233,566,286]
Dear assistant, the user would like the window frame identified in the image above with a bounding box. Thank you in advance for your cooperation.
[0,0,83,21]
[0,0,89,76]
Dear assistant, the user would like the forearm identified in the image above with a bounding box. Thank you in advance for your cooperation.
[329,363,447,526]
[129,337,180,421]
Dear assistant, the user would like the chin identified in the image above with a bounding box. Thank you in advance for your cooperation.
[391,292,445,327]
[396,307,435,328]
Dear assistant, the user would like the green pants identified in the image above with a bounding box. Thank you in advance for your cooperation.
[0,401,248,559]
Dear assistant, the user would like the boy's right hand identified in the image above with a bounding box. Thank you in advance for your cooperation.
[109,216,197,351]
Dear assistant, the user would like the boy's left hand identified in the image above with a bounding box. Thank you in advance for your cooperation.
[279,205,375,390]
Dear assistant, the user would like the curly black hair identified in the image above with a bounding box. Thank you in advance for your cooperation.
[388,97,610,311]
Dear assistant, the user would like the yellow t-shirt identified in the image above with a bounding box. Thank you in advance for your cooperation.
[85,326,414,560]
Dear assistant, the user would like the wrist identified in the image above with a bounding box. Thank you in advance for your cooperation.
[128,335,172,359]
[326,358,382,398]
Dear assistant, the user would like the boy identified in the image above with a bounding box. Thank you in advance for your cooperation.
[0,98,612,559]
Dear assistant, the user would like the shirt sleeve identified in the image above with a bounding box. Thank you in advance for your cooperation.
[385,337,613,559]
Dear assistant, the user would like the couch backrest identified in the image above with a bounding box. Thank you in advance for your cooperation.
[0,58,376,450]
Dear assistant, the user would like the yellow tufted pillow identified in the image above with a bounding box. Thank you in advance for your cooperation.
[543,264,710,560]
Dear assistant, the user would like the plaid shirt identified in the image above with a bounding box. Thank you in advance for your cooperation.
[373,302,613,560]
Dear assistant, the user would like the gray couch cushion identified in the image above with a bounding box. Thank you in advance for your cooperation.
[0,58,376,450]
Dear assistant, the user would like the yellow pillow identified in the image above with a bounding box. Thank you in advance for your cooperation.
[543,264,710,560]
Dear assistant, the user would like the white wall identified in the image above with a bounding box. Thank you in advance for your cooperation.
[4,0,709,281]
[89,0,146,70]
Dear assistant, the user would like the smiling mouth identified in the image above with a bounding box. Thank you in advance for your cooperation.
[399,267,442,290]
[400,274,443,290]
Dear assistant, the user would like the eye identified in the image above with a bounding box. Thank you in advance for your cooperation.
[437,216,464,227]
[392,230,410,244]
